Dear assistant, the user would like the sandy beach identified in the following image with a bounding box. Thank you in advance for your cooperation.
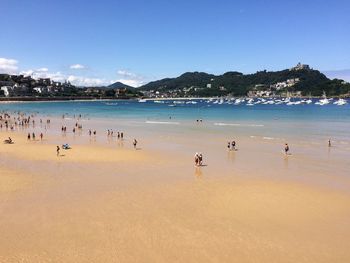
[1,115,350,263]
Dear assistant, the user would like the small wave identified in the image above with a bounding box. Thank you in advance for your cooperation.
[146,121,180,125]
[214,122,264,127]
[104,103,118,105]
[263,137,274,140]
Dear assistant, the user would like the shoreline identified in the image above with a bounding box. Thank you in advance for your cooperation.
[0,95,349,103]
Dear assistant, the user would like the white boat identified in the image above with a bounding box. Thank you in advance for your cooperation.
[234,98,243,105]
[333,99,347,106]
[138,99,147,103]
[305,99,312,104]
[315,91,330,105]
[315,98,329,105]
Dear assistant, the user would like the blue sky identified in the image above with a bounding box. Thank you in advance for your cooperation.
[1,0,349,86]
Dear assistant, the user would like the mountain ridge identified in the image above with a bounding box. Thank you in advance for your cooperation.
[139,65,350,96]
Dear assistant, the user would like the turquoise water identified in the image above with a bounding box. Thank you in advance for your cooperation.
[1,99,350,142]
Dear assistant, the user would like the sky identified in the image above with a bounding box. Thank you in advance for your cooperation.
[0,0,350,86]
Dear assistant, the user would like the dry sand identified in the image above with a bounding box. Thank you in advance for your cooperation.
[1,127,350,262]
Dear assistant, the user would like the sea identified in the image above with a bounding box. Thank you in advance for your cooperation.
[1,98,350,144]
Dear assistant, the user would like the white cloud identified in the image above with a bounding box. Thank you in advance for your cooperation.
[67,75,105,86]
[19,69,65,82]
[36,67,49,72]
[19,69,34,76]
[117,69,137,78]
[70,64,85,69]
[115,69,145,87]
[0,58,18,74]
[0,59,147,87]
[110,78,144,87]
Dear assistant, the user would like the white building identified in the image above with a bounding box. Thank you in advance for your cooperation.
[290,63,310,71]
[1,86,12,97]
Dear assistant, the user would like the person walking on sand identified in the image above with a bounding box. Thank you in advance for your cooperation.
[133,139,137,149]
[328,138,331,147]
[227,141,231,151]
[32,132,35,140]
[56,146,60,156]
[194,152,199,166]
[198,153,203,166]
[284,143,290,155]
[27,133,31,140]
[40,133,43,140]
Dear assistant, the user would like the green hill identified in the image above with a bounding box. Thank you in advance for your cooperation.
[107,81,134,90]
[140,66,350,97]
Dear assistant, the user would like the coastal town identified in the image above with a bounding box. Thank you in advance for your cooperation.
[1,63,350,100]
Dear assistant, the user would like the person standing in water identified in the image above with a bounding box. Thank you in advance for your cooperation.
[328,138,331,147]
[231,140,236,151]
[284,143,290,155]
[133,139,137,149]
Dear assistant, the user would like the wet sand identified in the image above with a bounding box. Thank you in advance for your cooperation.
[1,119,350,262]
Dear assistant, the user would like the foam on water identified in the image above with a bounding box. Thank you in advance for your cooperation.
[145,121,180,125]
[214,122,264,127]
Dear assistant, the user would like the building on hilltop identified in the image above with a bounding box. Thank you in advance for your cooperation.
[290,62,310,71]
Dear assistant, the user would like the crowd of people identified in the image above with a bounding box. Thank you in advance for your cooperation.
[107,130,124,140]
[1,111,335,164]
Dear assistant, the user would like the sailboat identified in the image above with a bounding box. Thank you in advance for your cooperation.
[315,91,330,105]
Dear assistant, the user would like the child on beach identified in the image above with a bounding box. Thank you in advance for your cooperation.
[56,146,60,156]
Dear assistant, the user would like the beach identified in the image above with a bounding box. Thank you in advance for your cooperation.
[1,103,350,262]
